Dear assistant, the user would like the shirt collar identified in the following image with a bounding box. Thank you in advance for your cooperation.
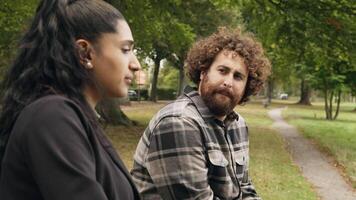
[183,86,239,124]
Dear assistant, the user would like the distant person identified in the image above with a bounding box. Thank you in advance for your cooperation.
[0,0,141,199]
[131,27,271,199]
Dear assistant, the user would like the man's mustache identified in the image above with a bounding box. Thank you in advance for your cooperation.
[213,88,234,99]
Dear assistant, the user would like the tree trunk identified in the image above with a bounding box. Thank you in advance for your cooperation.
[333,90,341,120]
[267,78,273,103]
[177,64,185,97]
[328,90,334,120]
[97,98,134,126]
[168,54,185,97]
[149,58,161,102]
[297,79,312,105]
[324,87,331,120]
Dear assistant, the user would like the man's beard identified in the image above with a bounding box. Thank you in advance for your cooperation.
[200,77,240,117]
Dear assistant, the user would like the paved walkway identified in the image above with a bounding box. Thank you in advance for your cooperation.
[268,108,356,200]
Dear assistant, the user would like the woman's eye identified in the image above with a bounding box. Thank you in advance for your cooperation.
[122,48,131,54]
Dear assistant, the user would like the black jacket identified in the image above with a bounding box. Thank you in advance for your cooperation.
[0,95,140,200]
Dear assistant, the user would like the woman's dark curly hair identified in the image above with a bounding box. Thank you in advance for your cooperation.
[185,27,271,104]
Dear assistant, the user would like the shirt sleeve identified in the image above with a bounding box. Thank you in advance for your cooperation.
[21,99,108,200]
[144,116,216,200]
[240,124,261,200]
[241,171,261,200]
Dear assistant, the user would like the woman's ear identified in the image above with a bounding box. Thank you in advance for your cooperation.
[76,39,94,69]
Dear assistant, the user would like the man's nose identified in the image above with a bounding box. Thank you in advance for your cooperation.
[223,75,233,88]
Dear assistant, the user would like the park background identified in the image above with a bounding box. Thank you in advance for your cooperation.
[1,0,355,199]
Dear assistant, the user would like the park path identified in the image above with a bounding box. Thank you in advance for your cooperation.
[268,108,356,200]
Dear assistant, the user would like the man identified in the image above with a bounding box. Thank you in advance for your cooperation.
[131,27,271,200]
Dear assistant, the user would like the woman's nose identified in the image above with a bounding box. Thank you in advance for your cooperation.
[129,55,141,72]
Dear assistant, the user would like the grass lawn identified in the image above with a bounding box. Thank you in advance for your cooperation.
[280,100,356,188]
[106,101,318,200]
[239,102,318,200]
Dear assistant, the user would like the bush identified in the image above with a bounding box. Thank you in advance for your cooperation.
[157,88,177,100]
[129,88,177,101]
[130,89,149,101]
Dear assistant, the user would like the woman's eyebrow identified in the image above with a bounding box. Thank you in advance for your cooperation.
[120,40,134,47]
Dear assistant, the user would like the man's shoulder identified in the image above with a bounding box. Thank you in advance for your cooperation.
[235,113,247,126]
[148,97,202,130]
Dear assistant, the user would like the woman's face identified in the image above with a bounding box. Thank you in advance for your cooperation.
[90,20,141,98]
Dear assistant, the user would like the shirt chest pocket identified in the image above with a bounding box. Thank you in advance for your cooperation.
[234,151,248,181]
[207,150,234,198]
[208,150,229,167]
[207,150,229,181]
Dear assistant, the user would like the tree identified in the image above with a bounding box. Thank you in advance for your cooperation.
[238,0,297,102]
[238,0,356,119]
[0,0,38,79]
[165,0,242,96]
[114,0,242,99]
[97,98,135,125]
[302,0,355,120]
[158,61,179,89]
[108,0,196,101]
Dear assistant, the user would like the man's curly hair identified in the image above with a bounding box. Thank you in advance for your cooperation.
[185,27,271,104]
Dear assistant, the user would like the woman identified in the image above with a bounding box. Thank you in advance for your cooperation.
[0,0,141,199]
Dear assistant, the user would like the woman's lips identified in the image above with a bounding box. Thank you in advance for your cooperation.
[125,76,133,85]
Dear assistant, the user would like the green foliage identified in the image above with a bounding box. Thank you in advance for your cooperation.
[111,0,197,59]
[156,88,176,100]
[158,61,179,89]
[108,0,243,98]
[345,71,356,95]
[0,0,38,75]
[238,0,356,119]
[2,0,354,117]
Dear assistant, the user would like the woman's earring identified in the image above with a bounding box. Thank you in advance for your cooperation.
[86,61,93,69]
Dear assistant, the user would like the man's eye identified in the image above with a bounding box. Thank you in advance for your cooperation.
[234,75,243,80]
[218,68,226,74]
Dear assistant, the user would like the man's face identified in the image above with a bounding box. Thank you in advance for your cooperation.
[199,50,248,117]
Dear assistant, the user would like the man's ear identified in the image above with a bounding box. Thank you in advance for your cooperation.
[200,70,206,81]
[75,39,94,68]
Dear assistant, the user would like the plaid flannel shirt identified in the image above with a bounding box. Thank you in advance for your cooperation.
[131,87,261,200]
